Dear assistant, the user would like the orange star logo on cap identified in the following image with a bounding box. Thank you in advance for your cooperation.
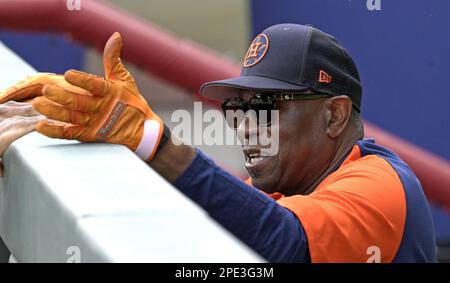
[243,34,269,67]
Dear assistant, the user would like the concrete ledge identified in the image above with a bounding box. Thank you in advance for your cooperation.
[0,130,261,262]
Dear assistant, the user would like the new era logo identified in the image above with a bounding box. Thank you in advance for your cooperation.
[319,70,332,83]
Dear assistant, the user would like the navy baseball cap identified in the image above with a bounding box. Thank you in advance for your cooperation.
[200,23,362,111]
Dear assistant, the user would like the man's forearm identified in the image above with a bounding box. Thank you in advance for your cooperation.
[148,135,197,182]
[147,135,309,262]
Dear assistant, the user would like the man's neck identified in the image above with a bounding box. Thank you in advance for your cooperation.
[301,134,360,195]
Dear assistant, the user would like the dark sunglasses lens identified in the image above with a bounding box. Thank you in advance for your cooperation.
[222,98,248,129]
[249,95,274,126]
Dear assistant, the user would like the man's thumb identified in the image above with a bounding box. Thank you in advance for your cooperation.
[103,32,133,82]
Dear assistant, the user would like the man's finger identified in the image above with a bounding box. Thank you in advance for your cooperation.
[42,84,101,112]
[33,97,94,126]
[0,115,41,133]
[2,101,30,107]
[0,73,63,104]
[64,70,109,97]
[0,82,43,104]
[103,32,132,82]
[0,102,39,120]
[36,120,87,140]
[0,115,44,157]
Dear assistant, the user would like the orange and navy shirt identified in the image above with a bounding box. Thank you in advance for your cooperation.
[174,139,437,262]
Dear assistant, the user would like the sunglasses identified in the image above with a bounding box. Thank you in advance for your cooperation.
[221,92,331,129]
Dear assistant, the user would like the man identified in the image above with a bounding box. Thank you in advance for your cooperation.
[8,24,435,262]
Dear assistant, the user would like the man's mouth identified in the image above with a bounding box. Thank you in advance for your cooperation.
[244,148,271,169]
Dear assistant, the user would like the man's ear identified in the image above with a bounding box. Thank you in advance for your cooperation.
[325,96,353,138]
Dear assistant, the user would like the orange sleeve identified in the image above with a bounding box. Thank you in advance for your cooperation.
[277,154,407,263]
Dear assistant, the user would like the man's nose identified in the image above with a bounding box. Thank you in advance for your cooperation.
[236,110,258,144]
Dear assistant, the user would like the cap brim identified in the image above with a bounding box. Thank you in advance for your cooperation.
[200,76,310,100]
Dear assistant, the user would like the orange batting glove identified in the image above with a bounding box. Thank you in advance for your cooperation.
[0,73,85,104]
[33,32,165,161]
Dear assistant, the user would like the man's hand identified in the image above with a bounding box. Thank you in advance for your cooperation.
[33,32,164,161]
[0,73,85,104]
[0,101,45,176]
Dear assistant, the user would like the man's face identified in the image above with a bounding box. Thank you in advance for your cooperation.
[236,92,334,196]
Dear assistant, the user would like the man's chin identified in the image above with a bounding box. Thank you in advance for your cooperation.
[251,178,279,195]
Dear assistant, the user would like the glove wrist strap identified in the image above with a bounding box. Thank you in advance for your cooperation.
[135,120,162,160]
